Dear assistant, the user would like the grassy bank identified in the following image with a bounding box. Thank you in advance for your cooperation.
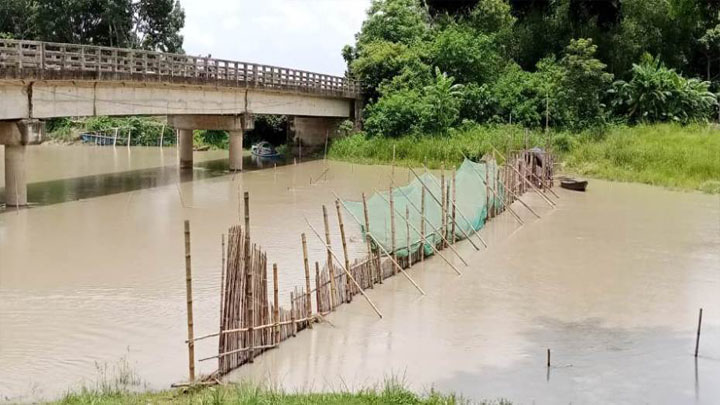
[55,381,484,405]
[328,123,720,193]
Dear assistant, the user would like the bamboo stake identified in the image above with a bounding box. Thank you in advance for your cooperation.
[333,194,428,293]
[440,166,446,247]
[695,308,703,357]
[414,166,488,249]
[183,220,195,382]
[389,187,396,274]
[322,205,338,309]
[451,170,456,244]
[505,163,555,208]
[460,153,525,224]
[373,188,463,276]
[405,206,411,267]
[360,193,375,288]
[392,185,469,266]
[420,187,426,263]
[243,193,254,364]
[315,262,321,313]
[273,263,280,344]
[219,233,226,327]
[290,292,297,337]
[335,200,353,303]
[304,218,384,318]
[485,161,490,219]
[362,193,381,285]
[300,235,313,328]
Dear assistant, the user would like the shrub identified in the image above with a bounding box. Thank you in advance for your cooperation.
[610,54,717,124]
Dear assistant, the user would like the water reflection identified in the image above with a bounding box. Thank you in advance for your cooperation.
[0,154,292,211]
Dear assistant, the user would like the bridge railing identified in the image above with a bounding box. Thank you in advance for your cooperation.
[0,39,361,98]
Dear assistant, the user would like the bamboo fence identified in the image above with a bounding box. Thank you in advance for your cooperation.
[182,148,557,383]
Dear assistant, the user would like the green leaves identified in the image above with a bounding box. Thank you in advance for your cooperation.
[0,0,185,52]
[611,55,717,124]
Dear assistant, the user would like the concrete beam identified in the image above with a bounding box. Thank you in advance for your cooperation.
[0,80,355,120]
[169,114,247,131]
[0,119,45,145]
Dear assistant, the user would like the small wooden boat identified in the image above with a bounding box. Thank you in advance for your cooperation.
[560,178,588,192]
[251,141,281,158]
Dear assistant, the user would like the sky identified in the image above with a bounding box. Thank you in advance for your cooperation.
[181,0,372,76]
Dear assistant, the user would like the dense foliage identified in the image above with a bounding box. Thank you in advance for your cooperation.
[0,0,185,52]
[345,0,720,137]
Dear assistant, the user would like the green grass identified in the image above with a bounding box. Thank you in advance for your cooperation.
[54,380,500,405]
[562,123,720,193]
[327,124,549,169]
[328,123,720,193]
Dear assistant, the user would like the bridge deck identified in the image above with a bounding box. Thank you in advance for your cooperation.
[0,39,360,99]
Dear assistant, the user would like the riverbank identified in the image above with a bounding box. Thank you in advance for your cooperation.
[327,123,720,193]
[55,382,468,404]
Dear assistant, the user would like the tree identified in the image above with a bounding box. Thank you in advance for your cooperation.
[355,0,429,48]
[559,38,613,128]
[0,0,185,52]
[422,67,464,134]
[135,0,185,53]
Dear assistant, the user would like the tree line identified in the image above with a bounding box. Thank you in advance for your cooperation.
[0,0,185,53]
[343,0,720,136]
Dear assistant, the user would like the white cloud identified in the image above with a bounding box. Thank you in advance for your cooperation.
[181,0,371,76]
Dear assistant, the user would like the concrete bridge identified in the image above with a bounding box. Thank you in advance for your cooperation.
[0,39,362,206]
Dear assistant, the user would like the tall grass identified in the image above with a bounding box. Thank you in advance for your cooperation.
[328,123,720,193]
[328,124,549,169]
[563,124,720,193]
[53,378,503,405]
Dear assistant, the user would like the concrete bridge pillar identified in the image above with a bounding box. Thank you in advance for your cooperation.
[287,116,345,155]
[178,129,194,169]
[1,120,45,207]
[228,131,243,171]
[168,114,252,172]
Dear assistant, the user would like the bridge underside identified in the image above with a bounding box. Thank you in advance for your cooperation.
[0,80,360,207]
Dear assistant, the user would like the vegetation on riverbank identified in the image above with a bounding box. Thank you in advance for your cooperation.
[328,123,720,193]
[55,381,482,405]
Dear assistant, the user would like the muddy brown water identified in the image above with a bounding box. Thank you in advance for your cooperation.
[1,145,719,403]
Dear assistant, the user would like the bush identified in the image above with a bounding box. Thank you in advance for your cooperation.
[610,54,717,124]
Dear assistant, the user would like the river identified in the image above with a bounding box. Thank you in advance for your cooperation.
[1,144,719,403]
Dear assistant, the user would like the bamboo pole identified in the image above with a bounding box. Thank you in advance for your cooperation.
[695,308,703,357]
[362,193,381,285]
[460,153,526,224]
[333,194,428,293]
[441,166,446,248]
[315,262,321,313]
[322,205,338,309]
[272,263,280,345]
[305,218,384,318]
[300,235,313,328]
[405,206,412,267]
[505,163,556,208]
[485,161,490,219]
[413,166,488,249]
[290,292,297,337]
[183,220,195,382]
[420,187,426,263]
[243,193,254,363]
[373,188,463,275]
[335,200,353,303]
[389,187,397,274]
[392,185,469,266]
[451,170,456,244]
[217,232,226,371]
[360,193,375,288]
